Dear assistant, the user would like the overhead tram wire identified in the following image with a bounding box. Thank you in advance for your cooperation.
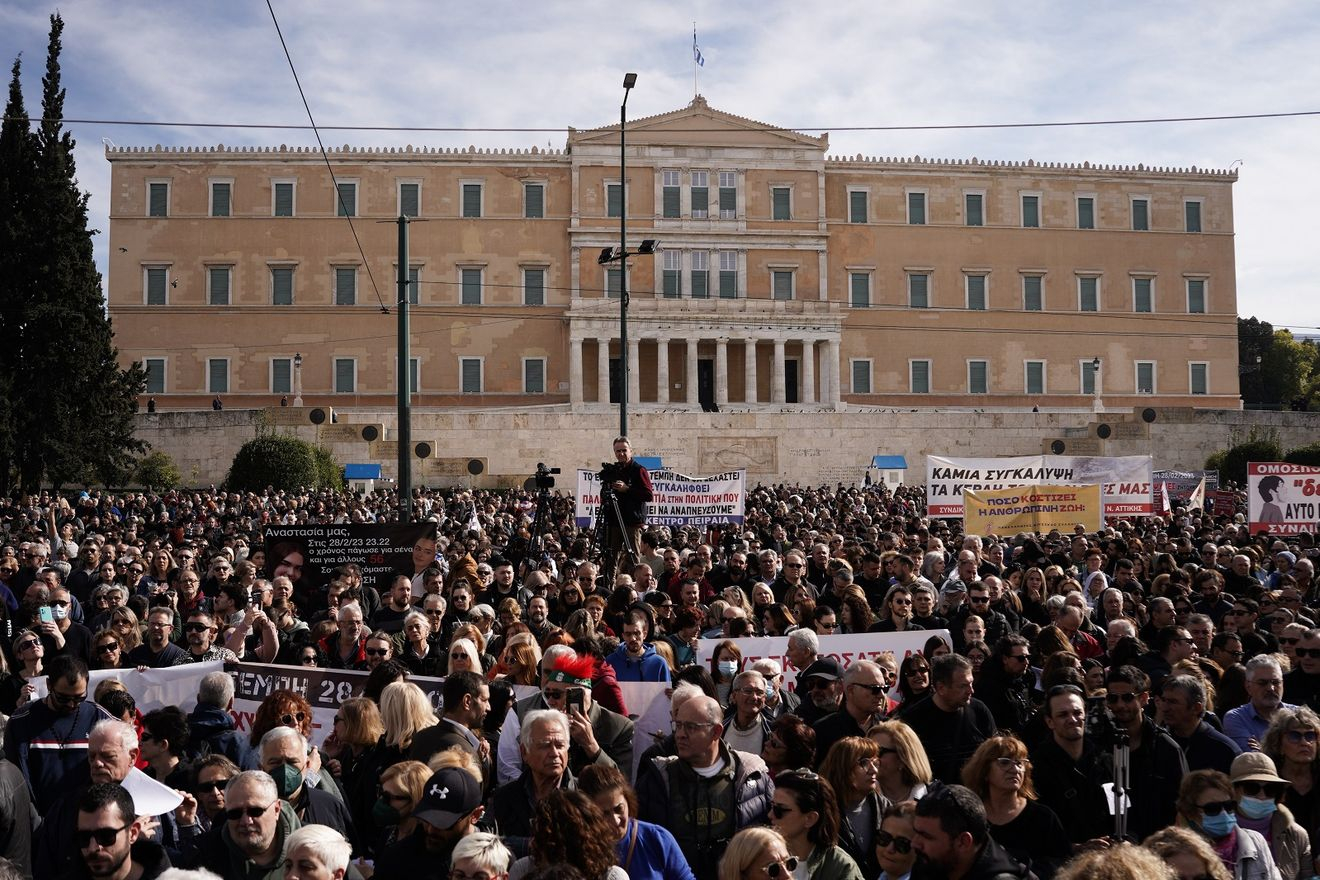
[263,0,387,314]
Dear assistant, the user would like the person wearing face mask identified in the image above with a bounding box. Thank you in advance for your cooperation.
[258,726,357,852]
[367,760,431,857]
[1176,769,1279,880]
[35,585,94,662]
[1229,752,1311,880]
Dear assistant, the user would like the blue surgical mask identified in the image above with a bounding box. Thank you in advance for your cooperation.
[1238,796,1277,821]
[717,660,738,677]
[765,684,776,700]
[1199,811,1237,839]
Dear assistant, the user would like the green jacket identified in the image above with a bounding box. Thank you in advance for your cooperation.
[221,801,300,880]
[806,844,866,880]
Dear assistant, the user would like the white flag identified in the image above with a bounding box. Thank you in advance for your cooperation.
[1160,481,1172,514]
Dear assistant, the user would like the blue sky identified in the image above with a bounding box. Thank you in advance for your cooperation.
[2,0,1317,330]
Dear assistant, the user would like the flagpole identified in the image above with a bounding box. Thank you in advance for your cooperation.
[693,22,698,97]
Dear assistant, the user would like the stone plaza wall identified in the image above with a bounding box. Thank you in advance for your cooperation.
[134,407,1320,489]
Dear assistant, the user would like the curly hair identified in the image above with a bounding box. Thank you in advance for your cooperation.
[1263,705,1320,771]
[961,734,1037,801]
[249,689,314,746]
[1055,843,1176,880]
[528,790,619,877]
[1143,827,1229,880]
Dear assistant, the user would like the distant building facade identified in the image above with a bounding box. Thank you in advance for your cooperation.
[106,97,1240,411]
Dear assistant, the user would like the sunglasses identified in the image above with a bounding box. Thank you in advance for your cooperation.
[850,683,887,696]
[1281,638,1301,646]
[763,857,799,878]
[1296,648,1320,659]
[196,778,231,794]
[224,803,274,821]
[768,803,795,818]
[183,622,211,633]
[451,652,468,660]
[876,830,913,854]
[1199,799,1236,816]
[1236,781,1285,798]
[279,712,306,726]
[16,640,39,651]
[1286,730,1319,744]
[76,825,128,849]
[365,648,390,657]
[96,642,120,653]
[51,690,87,706]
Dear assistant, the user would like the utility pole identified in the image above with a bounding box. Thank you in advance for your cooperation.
[397,215,412,522]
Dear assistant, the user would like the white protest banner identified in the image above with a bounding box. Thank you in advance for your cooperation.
[694,630,947,691]
[1248,462,1320,536]
[31,660,223,714]
[575,468,745,528]
[926,454,1153,519]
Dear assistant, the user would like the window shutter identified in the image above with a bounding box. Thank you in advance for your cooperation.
[663,270,681,298]
[335,268,356,305]
[400,183,419,218]
[849,191,867,224]
[691,184,708,217]
[1026,362,1044,394]
[462,184,482,218]
[274,182,294,217]
[211,183,230,217]
[149,183,168,217]
[607,184,622,218]
[524,269,545,306]
[1023,276,1042,311]
[272,267,293,305]
[208,360,228,394]
[208,267,230,305]
[1078,197,1095,229]
[461,359,481,393]
[719,183,736,218]
[461,269,482,305]
[965,194,983,227]
[525,360,545,394]
[967,275,986,310]
[409,359,419,394]
[1185,201,1202,233]
[969,361,987,394]
[909,274,929,308]
[911,361,930,394]
[1138,363,1155,394]
[1188,280,1206,313]
[662,186,680,218]
[146,268,167,305]
[1132,199,1149,231]
[1191,364,1208,395]
[772,271,793,300]
[606,268,622,298]
[145,360,165,394]
[908,192,926,225]
[719,271,737,298]
[1134,278,1152,313]
[335,359,355,393]
[272,359,292,394]
[336,183,355,217]
[850,273,870,308]
[1083,361,1097,395]
[1022,196,1039,228]
[524,184,544,219]
[691,270,709,299]
[1079,277,1098,312]
[772,188,790,220]
[408,266,420,305]
[852,361,871,394]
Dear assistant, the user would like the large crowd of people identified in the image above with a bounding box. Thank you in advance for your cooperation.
[0,442,1317,880]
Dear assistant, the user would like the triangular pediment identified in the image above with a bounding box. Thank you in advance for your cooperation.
[569,95,828,152]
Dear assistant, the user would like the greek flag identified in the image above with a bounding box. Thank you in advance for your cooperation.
[693,28,704,67]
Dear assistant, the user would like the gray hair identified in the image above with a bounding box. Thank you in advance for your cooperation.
[1043,595,1067,615]
[670,682,704,713]
[731,670,765,692]
[226,769,278,803]
[542,644,575,670]
[90,719,138,753]
[259,725,307,756]
[198,670,235,708]
[787,627,819,654]
[844,659,885,685]
[520,709,570,748]
[1162,674,1207,711]
[749,658,782,679]
[286,824,352,873]
[1108,619,1136,638]
[1245,655,1283,680]
[403,610,430,633]
[450,832,513,875]
[336,601,362,622]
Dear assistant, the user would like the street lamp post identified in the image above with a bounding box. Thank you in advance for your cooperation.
[293,352,303,407]
[1091,356,1103,412]
[618,72,637,438]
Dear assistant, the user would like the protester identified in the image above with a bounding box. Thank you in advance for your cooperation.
[768,767,865,880]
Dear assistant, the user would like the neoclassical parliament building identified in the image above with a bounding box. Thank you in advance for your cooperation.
[107,97,1241,413]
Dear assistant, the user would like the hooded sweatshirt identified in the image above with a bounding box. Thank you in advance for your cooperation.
[606,641,672,683]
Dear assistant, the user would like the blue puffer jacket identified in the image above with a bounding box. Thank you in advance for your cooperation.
[605,642,672,682]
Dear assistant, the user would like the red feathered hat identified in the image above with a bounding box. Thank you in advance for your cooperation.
[546,653,595,688]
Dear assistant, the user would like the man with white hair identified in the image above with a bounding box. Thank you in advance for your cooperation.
[722,670,770,754]
[1106,618,1137,654]
[750,657,799,719]
[259,727,355,846]
[187,670,258,770]
[784,627,819,673]
[284,824,352,880]
[488,709,574,857]
[1223,655,1294,752]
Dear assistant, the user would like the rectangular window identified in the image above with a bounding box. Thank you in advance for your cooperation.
[334,358,356,393]
[145,267,168,305]
[1132,198,1149,231]
[1079,276,1098,312]
[408,358,420,395]
[1023,275,1043,311]
[407,265,420,305]
[1025,361,1045,395]
[771,186,791,220]
[1082,359,1099,395]
[271,358,292,394]
[1021,195,1040,228]
[1185,200,1202,233]
[908,273,929,308]
[771,270,794,301]
[965,193,983,227]
[207,266,231,306]
[719,250,738,298]
[1077,196,1095,229]
[210,182,231,217]
[460,358,482,393]
[148,182,169,217]
[144,358,165,394]
[662,250,681,298]
[966,274,987,310]
[1190,362,1208,395]
[907,191,926,225]
[910,360,931,394]
[524,358,546,394]
[606,183,623,218]
[691,171,709,218]
[850,272,871,308]
[336,182,357,217]
[690,251,709,299]
[718,171,736,219]
[273,181,295,217]
[968,360,988,394]
[271,267,294,305]
[524,183,544,219]
[1127,277,1151,313]
[461,183,482,218]
[1187,278,1206,314]
[399,182,420,218]
[849,190,868,224]
[605,267,622,298]
[851,360,872,394]
[207,359,229,394]
[661,171,680,218]
[523,268,545,306]
[460,268,483,305]
[1136,361,1156,394]
[334,267,357,305]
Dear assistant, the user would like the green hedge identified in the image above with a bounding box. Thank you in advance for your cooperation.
[133,451,181,489]
[225,434,341,492]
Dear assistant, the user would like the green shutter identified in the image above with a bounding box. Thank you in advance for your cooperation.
[772,271,793,300]
[335,268,356,305]
[272,359,292,394]
[849,191,867,224]
[145,359,165,394]
[663,270,681,298]
[909,274,928,308]
[607,184,622,218]
[691,271,709,299]
[1185,201,1202,233]
[272,267,293,305]
[462,184,482,218]
[408,266,420,305]
[850,273,870,308]
[967,275,986,310]
[149,183,168,217]
[336,183,355,217]
[208,360,228,394]
[1079,277,1098,311]
[719,270,737,299]
[409,359,419,394]
[719,185,736,217]
[1188,279,1205,313]
[335,359,355,393]
[146,268,167,305]
[691,185,708,216]
[1022,196,1039,228]
[461,268,482,305]
[908,192,926,225]
[211,183,230,217]
[524,269,545,305]
[524,184,544,219]
[969,361,987,394]
[1026,362,1044,394]
[1191,363,1207,395]
[911,361,930,393]
[1083,361,1096,395]
[662,186,680,218]
[965,194,983,227]
[1138,363,1155,393]
[1078,197,1094,229]
[461,359,481,393]
[772,188,790,220]
[1134,278,1152,313]
[274,182,294,217]
[525,359,545,394]
[208,267,230,305]
[852,361,871,394]
[1023,276,1042,311]
[1132,199,1149,231]
[400,183,419,218]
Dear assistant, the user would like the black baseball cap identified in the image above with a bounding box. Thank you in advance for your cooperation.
[801,657,844,682]
[411,767,482,830]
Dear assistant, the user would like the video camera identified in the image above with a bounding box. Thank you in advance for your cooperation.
[534,462,560,490]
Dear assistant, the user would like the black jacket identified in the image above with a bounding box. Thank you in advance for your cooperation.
[912,835,1037,880]
[60,838,172,880]
[606,458,653,526]
[1029,737,1113,844]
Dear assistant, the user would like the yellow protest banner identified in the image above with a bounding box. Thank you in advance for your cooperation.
[963,484,1103,535]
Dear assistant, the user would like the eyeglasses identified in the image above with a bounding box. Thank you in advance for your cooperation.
[763,856,799,878]
[735,687,765,697]
[784,563,804,569]
[365,648,390,657]
[50,690,87,706]
[196,778,231,794]
[76,825,129,850]
[673,720,715,735]
[768,803,796,818]
[95,642,120,654]
[994,757,1025,770]
[876,830,913,854]
[818,622,838,630]
[279,712,306,726]
[850,683,887,696]
[969,597,990,604]
[1286,730,1319,744]
[1296,648,1320,659]
[183,622,211,633]
[1281,638,1301,646]
[1106,692,1139,704]
[1198,799,1237,816]
[224,802,275,821]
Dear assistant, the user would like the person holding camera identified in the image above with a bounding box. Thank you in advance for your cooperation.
[602,436,654,564]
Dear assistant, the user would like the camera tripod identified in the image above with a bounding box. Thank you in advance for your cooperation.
[592,481,637,585]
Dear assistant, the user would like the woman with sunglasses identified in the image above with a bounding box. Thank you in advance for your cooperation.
[867,720,932,804]
[769,768,865,880]
[88,628,126,671]
[1176,769,1280,879]
[820,736,885,877]
[719,826,798,880]
[876,801,918,880]
[448,637,484,677]
[0,628,44,713]
[894,654,931,713]
[1263,706,1320,842]
[962,734,1070,879]
[368,759,431,857]
[762,713,816,779]
[108,606,143,652]
[1228,752,1311,880]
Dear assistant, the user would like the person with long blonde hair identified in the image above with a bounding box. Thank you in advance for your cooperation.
[867,720,932,804]
[380,681,439,754]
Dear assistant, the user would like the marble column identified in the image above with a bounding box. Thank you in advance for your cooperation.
[597,339,611,404]
[569,337,583,407]
[772,338,787,404]
[801,339,816,405]
[715,338,729,407]
[685,337,699,406]
[627,337,640,405]
[744,338,758,403]
[826,338,842,407]
[655,339,669,404]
